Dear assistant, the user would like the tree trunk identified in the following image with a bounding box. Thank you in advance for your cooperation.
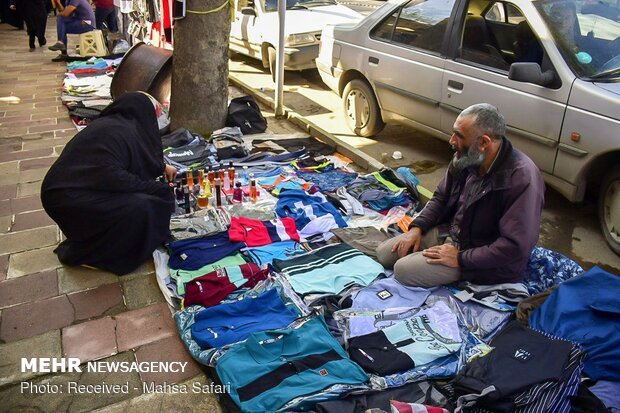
[170,0,231,135]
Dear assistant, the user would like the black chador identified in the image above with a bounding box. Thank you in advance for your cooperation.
[41,93,174,275]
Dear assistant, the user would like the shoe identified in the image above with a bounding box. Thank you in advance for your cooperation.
[39,37,46,47]
[48,41,66,51]
[29,47,35,52]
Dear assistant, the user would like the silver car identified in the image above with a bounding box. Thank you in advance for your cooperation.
[317,0,620,254]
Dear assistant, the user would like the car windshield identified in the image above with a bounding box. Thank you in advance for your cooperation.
[264,0,337,12]
[535,0,620,79]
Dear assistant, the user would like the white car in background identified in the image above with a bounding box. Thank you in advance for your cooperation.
[317,0,620,254]
[229,0,363,80]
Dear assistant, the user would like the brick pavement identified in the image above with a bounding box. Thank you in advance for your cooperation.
[0,16,303,413]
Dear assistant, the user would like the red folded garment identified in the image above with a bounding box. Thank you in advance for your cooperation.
[228,216,300,247]
[184,263,269,308]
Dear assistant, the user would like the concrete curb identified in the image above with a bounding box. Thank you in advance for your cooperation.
[228,73,433,201]
[228,74,384,172]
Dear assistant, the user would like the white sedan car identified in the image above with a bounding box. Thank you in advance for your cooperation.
[230,0,362,80]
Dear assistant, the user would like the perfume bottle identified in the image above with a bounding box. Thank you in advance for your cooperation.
[214,178,222,207]
[187,168,194,187]
[232,182,243,205]
[183,185,191,213]
[249,173,257,203]
[207,167,215,185]
[197,193,209,208]
[240,166,249,186]
[203,178,212,198]
[228,162,235,188]
[175,182,184,202]
[198,169,205,188]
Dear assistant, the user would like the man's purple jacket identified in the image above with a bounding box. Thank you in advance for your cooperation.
[411,137,545,284]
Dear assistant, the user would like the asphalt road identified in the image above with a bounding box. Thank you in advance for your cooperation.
[228,21,620,274]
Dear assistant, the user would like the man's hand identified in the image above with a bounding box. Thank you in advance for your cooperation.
[423,244,459,268]
[60,4,76,16]
[392,227,422,258]
[164,164,177,182]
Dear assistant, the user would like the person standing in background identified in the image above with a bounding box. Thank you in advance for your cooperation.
[92,0,117,32]
[9,0,47,51]
[2,0,23,29]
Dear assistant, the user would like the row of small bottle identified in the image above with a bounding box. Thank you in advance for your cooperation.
[172,164,258,214]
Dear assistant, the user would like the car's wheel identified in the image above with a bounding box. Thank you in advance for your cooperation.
[598,165,620,255]
[342,79,385,137]
[267,46,282,83]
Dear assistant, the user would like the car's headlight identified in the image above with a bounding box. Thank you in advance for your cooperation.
[285,33,317,47]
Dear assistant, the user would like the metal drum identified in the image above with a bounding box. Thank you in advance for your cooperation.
[110,42,173,104]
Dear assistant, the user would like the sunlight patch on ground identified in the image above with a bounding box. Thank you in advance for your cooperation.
[0,96,21,104]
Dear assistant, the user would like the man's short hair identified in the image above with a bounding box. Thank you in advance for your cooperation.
[459,103,506,141]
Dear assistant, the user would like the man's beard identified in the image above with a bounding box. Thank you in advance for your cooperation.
[452,142,484,171]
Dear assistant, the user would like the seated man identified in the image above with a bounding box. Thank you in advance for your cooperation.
[377,103,545,287]
[48,0,96,54]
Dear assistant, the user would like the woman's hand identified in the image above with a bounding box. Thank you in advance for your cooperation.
[164,164,177,182]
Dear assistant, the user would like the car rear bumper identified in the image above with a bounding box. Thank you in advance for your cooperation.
[316,59,340,94]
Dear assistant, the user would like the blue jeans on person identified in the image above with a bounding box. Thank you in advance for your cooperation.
[95,7,118,32]
[57,16,94,46]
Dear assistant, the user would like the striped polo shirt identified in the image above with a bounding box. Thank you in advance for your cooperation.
[272,243,384,295]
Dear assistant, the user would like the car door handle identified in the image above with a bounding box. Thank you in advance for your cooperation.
[368,56,379,65]
[447,80,463,90]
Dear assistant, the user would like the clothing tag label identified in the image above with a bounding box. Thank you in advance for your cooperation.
[215,268,227,278]
[377,290,393,300]
[513,348,532,362]
[454,290,474,303]
[196,281,203,293]
[260,334,284,345]
[357,349,375,362]
[319,369,328,376]
[180,253,188,261]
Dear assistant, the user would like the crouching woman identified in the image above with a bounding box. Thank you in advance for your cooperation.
[41,92,176,275]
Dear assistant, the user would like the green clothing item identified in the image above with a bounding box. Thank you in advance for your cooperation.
[372,171,404,192]
[171,253,248,295]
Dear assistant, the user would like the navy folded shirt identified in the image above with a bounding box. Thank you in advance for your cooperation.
[168,232,246,271]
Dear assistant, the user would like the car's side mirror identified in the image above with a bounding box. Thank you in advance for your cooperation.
[241,6,256,16]
[509,62,555,87]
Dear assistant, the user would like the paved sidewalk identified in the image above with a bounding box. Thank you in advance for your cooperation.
[0,18,303,413]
